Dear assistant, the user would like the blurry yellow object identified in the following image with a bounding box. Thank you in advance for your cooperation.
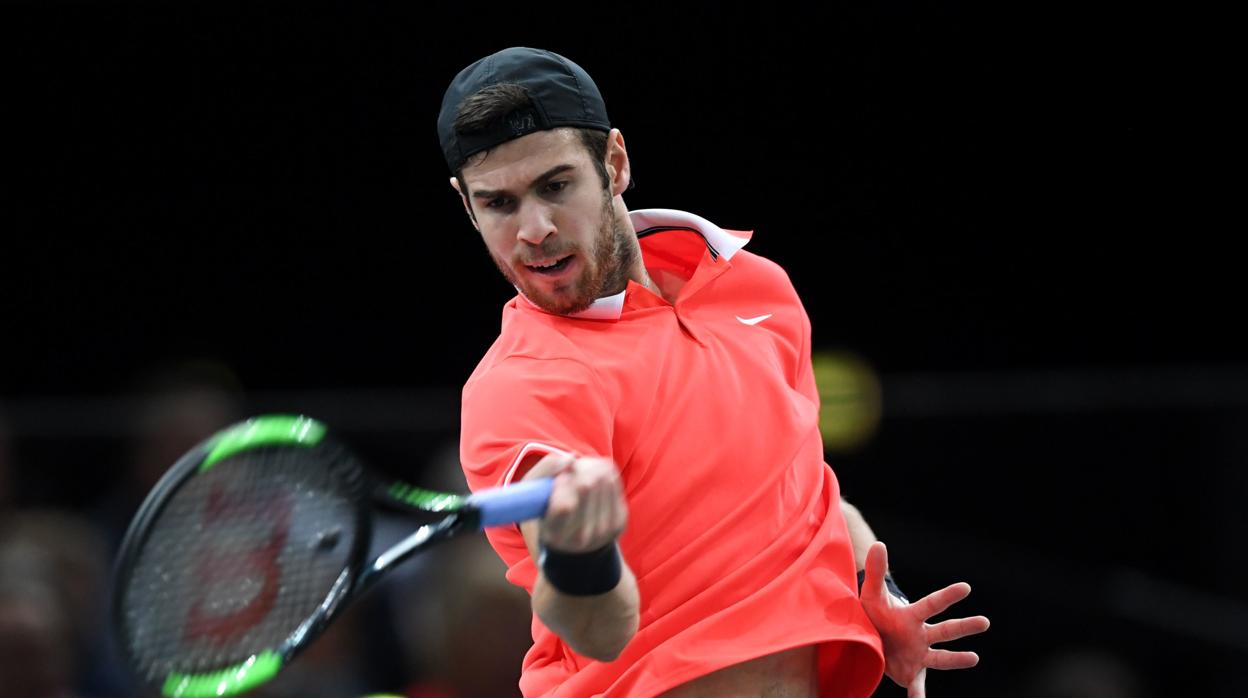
[812,350,882,453]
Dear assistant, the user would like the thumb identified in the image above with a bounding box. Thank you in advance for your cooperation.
[862,541,888,599]
[907,669,927,698]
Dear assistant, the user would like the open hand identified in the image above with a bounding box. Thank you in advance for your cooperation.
[860,541,990,698]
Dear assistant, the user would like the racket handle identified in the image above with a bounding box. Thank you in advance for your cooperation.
[468,477,554,528]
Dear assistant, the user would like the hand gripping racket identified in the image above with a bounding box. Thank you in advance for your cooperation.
[111,414,552,698]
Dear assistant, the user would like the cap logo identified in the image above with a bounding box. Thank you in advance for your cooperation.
[508,111,537,136]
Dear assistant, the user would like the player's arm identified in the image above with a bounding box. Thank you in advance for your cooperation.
[840,497,878,572]
[519,453,640,662]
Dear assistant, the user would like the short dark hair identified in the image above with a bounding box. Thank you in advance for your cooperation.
[453,83,611,209]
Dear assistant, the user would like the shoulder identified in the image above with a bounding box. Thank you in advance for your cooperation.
[733,248,795,278]
[466,306,600,392]
[463,308,609,413]
[465,352,602,404]
[726,249,804,305]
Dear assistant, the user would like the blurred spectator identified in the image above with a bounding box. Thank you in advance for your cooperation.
[0,509,111,698]
[0,570,74,698]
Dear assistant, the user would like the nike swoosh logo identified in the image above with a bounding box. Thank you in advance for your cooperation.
[736,314,773,326]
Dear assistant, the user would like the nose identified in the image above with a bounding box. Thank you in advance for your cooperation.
[515,200,556,246]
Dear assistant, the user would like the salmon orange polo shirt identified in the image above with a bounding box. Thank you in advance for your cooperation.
[460,209,884,697]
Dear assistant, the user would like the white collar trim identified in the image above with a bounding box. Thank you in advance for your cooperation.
[516,286,626,320]
[629,208,751,260]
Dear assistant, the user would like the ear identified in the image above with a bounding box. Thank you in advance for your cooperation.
[605,129,631,197]
[450,176,479,231]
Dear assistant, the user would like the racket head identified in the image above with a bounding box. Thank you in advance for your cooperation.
[111,415,372,698]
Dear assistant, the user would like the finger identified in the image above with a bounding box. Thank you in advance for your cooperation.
[862,541,888,599]
[545,472,578,517]
[911,582,972,620]
[587,477,612,549]
[541,472,580,545]
[580,463,616,549]
[926,616,991,644]
[568,473,597,549]
[597,475,623,541]
[610,474,628,533]
[926,649,980,671]
[906,668,926,698]
[597,463,625,536]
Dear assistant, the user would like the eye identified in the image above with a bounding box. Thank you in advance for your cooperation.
[485,196,511,210]
[545,181,567,194]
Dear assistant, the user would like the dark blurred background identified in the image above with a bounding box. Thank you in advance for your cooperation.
[1,1,1240,697]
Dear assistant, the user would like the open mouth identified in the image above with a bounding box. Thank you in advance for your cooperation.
[526,255,573,276]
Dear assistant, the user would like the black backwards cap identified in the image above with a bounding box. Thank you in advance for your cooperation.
[438,47,611,173]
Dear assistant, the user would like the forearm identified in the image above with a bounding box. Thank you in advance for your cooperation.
[840,497,878,571]
[518,450,640,663]
[532,559,640,661]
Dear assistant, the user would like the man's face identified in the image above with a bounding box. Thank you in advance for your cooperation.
[458,129,633,315]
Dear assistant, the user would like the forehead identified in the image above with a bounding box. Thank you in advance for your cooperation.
[460,128,587,192]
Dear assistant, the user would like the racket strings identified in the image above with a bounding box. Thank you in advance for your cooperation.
[120,446,362,680]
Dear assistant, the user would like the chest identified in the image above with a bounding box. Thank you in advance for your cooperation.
[594,300,816,489]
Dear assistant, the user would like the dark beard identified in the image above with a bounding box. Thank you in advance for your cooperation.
[501,191,636,316]
[591,193,637,302]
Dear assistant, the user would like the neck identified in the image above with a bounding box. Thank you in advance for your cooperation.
[630,264,664,299]
[617,202,668,302]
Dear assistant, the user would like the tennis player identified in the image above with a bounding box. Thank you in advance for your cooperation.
[439,47,989,698]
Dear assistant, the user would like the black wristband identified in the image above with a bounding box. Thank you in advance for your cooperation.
[857,569,910,603]
[539,541,622,596]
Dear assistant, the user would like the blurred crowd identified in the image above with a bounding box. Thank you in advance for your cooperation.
[0,363,531,698]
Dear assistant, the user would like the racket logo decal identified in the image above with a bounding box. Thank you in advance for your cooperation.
[184,483,295,646]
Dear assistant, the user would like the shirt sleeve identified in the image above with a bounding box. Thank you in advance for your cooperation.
[459,354,615,590]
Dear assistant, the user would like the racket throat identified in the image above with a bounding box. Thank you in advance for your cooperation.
[356,515,468,592]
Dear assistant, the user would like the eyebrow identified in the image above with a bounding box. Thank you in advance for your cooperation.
[471,163,577,201]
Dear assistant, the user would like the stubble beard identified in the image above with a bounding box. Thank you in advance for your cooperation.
[494,190,637,316]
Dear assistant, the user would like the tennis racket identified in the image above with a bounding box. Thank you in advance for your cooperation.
[111,414,552,698]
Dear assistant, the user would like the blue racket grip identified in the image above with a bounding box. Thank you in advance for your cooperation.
[468,477,554,528]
